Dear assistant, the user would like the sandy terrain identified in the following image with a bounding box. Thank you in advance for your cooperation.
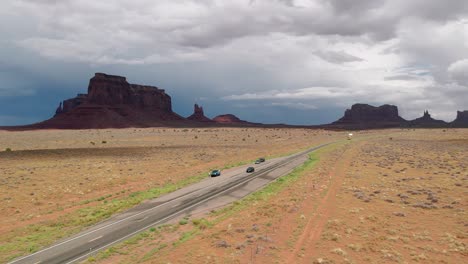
[0,127,345,262]
[84,129,467,264]
[309,129,468,263]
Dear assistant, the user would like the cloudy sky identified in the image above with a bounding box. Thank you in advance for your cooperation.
[1,0,467,125]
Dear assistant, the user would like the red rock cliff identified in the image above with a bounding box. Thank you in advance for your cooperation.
[34,73,183,129]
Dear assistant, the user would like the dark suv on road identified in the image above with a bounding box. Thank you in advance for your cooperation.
[210,170,221,177]
[255,158,265,164]
[246,167,255,173]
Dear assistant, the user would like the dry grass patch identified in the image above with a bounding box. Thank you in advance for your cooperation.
[0,127,345,262]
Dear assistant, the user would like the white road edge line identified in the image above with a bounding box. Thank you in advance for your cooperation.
[9,143,330,264]
[64,144,330,264]
[7,158,261,263]
[65,157,300,263]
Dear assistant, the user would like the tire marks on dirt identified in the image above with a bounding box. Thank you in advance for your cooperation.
[286,142,360,263]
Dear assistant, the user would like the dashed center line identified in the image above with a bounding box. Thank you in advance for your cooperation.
[137,216,148,222]
[88,236,103,243]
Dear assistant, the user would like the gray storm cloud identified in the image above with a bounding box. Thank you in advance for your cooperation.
[0,0,467,124]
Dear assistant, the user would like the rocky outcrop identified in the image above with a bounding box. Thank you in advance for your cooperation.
[212,114,262,126]
[213,114,248,124]
[55,102,63,116]
[85,73,172,111]
[187,104,213,122]
[54,94,89,116]
[9,73,465,130]
[450,110,468,127]
[32,73,184,129]
[330,103,406,129]
[408,110,447,127]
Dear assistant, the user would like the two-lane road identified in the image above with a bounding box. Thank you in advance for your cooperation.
[9,143,331,264]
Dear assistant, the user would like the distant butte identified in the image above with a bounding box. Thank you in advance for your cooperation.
[1,73,467,130]
[329,103,406,129]
[451,110,468,127]
[187,104,213,122]
[31,73,185,129]
[213,114,250,124]
[2,73,269,130]
[408,110,447,128]
[328,104,468,129]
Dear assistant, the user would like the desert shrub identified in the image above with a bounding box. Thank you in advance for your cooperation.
[5,148,12,152]
[192,218,212,230]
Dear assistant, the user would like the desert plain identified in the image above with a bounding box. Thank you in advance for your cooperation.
[0,128,466,263]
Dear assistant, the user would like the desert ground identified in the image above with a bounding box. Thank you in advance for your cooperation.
[0,127,344,262]
[73,128,465,264]
[1,128,466,263]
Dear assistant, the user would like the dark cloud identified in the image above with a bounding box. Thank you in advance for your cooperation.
[0,0,467,125]
[384,75,423,81]
[313,50,363,64]
[328,0,385,14]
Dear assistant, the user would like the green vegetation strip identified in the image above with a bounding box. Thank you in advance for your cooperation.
[86,143,340,262]
[0,144,324,263]
[210,147,326,222]
[0,170,209,262]
[88,217,214,262]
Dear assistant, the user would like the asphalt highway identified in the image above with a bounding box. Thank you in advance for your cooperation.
[9,143,331,264]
